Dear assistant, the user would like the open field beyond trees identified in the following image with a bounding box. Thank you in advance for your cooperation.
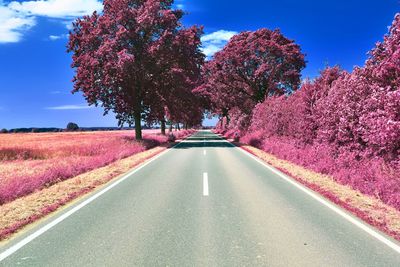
[0,130,193,205]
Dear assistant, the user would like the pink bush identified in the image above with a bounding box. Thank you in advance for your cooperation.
[244,135,399,206]
[240,130,265,148]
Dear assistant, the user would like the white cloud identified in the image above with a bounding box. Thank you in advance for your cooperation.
[175,0,185,10]
[201,30,237,43]
[50,90,70,94]
[201,30,237,58]
[201,44,224,58]
[49,33,68,41]
[0,1,36,43]
[46,104,93,110]
[8,0,103,19]
[0,0,102,43]
[63,20,74,30]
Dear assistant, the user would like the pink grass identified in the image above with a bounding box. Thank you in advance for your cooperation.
[0,130,194,204]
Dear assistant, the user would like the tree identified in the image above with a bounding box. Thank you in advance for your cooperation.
[195,28,305,129]
[0,129,8,134]
[144,26,205,134]
[366,14,400,89]
[66,122,79,131]
[294,66,344,144]
[68,0,203,140]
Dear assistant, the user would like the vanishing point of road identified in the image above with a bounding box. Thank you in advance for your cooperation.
[1,131,400,266]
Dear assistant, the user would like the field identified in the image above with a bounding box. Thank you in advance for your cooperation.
[0,130,192,205]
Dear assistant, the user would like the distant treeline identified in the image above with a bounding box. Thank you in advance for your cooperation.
[0,127,148,133]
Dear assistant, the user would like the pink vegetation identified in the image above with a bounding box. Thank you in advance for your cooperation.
[221,14,400,210]
[0,130,193,204]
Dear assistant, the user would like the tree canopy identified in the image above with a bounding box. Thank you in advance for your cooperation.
[68,0,204,139]
[195,28,305,128]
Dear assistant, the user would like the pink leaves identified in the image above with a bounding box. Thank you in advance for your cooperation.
[228,13,400,210]
[117,49,135,71]
[199,28,305,125]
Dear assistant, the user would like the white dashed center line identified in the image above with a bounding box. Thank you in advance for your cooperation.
[203,172,209,196]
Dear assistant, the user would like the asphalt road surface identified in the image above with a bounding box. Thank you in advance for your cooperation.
[1,131,400,266]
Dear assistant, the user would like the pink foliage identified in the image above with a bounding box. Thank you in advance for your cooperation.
[196,28,305,131]
[240,130,265,148]
[239,14,400,210]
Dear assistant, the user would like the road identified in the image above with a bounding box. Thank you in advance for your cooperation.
[1,131,400,266]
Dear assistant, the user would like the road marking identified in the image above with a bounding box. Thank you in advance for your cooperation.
[203,150,207,156]
[203,172,209,196]
[232,143,400,254]
[0,135,194,262]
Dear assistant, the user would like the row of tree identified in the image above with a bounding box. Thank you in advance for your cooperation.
[69,0,305,140]
[68,0,204,139]
[69,0,398,168]
[68,0,400,207]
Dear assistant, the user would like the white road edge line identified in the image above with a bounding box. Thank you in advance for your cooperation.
[203,172,209,196]
[209,133,400,254]
[0,135,192,262]
[232,141,400,254]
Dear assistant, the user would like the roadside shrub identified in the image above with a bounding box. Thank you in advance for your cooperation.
[240,130,264,148]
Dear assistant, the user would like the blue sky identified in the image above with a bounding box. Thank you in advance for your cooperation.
[0,0,399,129]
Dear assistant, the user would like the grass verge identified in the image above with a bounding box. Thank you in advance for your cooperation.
[0,145,167,242]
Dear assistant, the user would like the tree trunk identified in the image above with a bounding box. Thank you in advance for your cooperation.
[169,123,173,133]
[134,110,142,140]
[225,115,230,129]
[132,81,143,140]
[161,120,166,135]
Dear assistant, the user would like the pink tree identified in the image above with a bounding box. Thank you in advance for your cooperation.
[293,66,344,143]
[242,13,400,209]
[143,26,205,134]
[154,26,205,132]
[362,13,400,161]
[68,0,203,139]
[196,28,305,129]
[366,14,400,89]
[316,14,400,161]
